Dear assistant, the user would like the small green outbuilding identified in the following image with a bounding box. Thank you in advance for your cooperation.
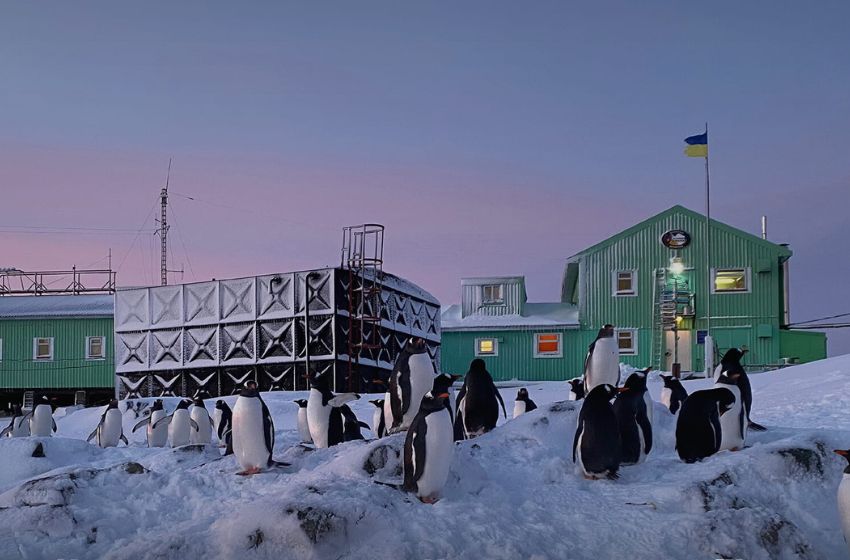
[440,205,827,381]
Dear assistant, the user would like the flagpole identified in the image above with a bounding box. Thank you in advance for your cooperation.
[704,121,713,378]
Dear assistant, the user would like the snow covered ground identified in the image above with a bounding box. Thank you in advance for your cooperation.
[2,356,850,559]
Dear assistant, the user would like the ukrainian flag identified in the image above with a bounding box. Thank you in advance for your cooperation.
[684,132,708,157]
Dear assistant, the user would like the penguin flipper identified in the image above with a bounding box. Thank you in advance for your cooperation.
[261,400,275,460]
[527,400,538,413]
[748,420,767,432]
[86,426,99,443]
[120,434,129,446]
[403,416,427,491]
[0,423,11,438]
[329,393,360,407]
[572,421,583,463]
[52,419,58,433]
[152,415,172,430]
[358,421,370,430]
[189,418,200,432]
[493,384,507,419]
[131,418,148,433]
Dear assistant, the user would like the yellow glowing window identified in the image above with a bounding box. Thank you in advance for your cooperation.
[535,333,562,357]
[476,338,497,356]
[714,269,748,292]
[617,330,636,355]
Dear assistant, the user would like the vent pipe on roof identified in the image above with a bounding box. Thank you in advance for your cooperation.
[761,215,767,240]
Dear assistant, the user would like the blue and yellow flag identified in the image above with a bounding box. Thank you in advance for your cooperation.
[684,132,708,157]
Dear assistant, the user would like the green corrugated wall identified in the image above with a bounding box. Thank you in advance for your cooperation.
[0,317,114,389]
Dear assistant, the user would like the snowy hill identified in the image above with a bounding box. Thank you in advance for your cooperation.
[1,356,850,559]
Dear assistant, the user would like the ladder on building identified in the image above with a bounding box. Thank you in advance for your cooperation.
[22,390,34,411]
[651,268,695,371]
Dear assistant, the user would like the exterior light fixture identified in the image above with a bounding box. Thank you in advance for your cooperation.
[669,257,685,275]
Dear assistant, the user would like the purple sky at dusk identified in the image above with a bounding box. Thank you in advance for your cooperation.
[1,2,849,354]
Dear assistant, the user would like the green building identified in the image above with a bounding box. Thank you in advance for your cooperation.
[0,294,115,409]
[441,205,827,381]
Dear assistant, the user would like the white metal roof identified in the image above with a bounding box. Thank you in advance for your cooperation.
[0,294,114,318]
[441,302,579,330]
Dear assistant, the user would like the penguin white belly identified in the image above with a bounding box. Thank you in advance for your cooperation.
[718,386,746,451]
[637,425,647,464]
[148,410,168,447]
[30,405,54,437]
[382,392,394,434]
[13,417,30,437]
[233,397,270,470]
[307,389,331,448]
[404,353,435,428]
[575,425,587,477]
[170,409,191,447]
[99,409,123,447]
[372,408,383,436]
[660,388,672,410]
[415,412,454,500]
[513,401,526,419]
[585,339,619,391]
[837,475,850,556]
[190,407,212,444]
[297,408,313,443]
[643,392,654,425]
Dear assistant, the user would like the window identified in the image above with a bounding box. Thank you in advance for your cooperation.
[481,284,504,304]
[713,268,750,293]
[475,337,498,356]
[86,336,106,360]
[613,270,637,296]
[616,330,637,355]
[0,338,3,361]
[33,337,54,361]
[534,333,562,358]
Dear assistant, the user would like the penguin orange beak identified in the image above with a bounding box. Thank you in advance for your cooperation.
[437,393,450,399]
[835,450,849,456]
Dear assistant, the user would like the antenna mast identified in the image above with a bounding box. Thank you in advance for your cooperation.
[158,159,172,286]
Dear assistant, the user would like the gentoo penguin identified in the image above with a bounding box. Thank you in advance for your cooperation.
[659,375,688,415]
[453,359,506,441]
[215,400,234,455]
[369,399,386,438]
[293,399,313,444]
[403,384,454,503]
[86,400,128,448]
[232,387,276,475]
[306,370,359,448]
[387,338,436,433]
[567,379,585,401]
[29,396,57,437]
[0,405,29,437]
[675,388,736,463]
[431,373,459,422]
[189,397,214,445]
[513,388,538,418]
[715,369,747,452]
[340,404,370,441]
[583,325,620,394]
[151,400,199,447]
[632,368,654,425]
[613,373,652,465]
[833,449,850,556]
[132,399,168,447]
[716,348,765,431]
[573,384,621,480]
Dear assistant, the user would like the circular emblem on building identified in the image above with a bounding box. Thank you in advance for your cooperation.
[661,230,691,249]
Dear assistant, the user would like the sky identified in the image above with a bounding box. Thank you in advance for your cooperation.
[1,1,848,354]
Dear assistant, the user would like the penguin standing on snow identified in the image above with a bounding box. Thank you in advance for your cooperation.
[632,368,654,425]
[232,386,277,474]
[87,400,128,448]
[214,400,233,454]
[29,395,57,437]
[0,405,29,438]
[660,375,688,415]
[613,373,652,465]
[573,384,621,479]
[369,399,386,438]
[833,449,850,556]
[567,379,585,401]
[387,338,436,433]
[454,359,506,441]
[293,399,313,444]
[513,388,538,418]
[132,399,168,447]
[340,404,370,441]
[583,325,620,394]
[432,373,459,422]
[675,388,736,463]
[189,397,214,445]
[151,399,199,447]
[306,370,360,448]
[715,368,747,452]
[716,348,765,431]
[403,381,454,503]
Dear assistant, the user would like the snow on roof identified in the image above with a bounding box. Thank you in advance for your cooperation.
[0,294,114,318]
[441,302,579,330]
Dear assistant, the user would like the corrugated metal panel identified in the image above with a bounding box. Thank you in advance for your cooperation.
[461,277,525,318]
[0,294,113,318]
[0,317,114,389]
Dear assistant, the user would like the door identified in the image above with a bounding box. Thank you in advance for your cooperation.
[665,330,692,372]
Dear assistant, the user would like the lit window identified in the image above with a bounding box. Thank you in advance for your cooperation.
[33,337,54,361]
[613,270,637,296]
[482,284,504,304]
[616,330,637,355]
[0,338,3,361]
[475,338,498,356]
[534,333,562,358]
[713,268,749,293]
[87,336,106,360]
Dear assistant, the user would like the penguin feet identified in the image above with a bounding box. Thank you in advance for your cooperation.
[236,467,263,476]
[418,496,440,504]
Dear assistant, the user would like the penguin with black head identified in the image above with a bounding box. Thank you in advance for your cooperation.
[583,325,620,394]
[833,449,850,556]
[190,397,214,445]
[513,388,538,418]
[716,347,764,431]
[454,359,506,441]
[0,405,29,438]
[132,399,168,447]
[293,399,313,444]
[567,379,585,401]
[675,387,736,463]
[306,369,359,448]
[659,375,688,415]
[215,400,234,454]
[613,373,652,465]
[87,399,128,448]
[715,366,747,452]
[573,384,621,480]
[339,404,370,441]
[369,399,386,438]
[386,337,436,434]
[403,378,454,503]
[29,395,57,437]
[232,385,278,475]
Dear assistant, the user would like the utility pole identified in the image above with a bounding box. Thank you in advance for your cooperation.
[157,159,172,286]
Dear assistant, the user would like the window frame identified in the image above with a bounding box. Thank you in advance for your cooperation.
[0,338,3,361]
[533,332,563,358]
[86,336,106,360]
[616,329,638,356]
[474,337,498,357]
[481,284,505,305]
[712,267,751,294]
[612,269,638,297]
[33,337,55,362]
